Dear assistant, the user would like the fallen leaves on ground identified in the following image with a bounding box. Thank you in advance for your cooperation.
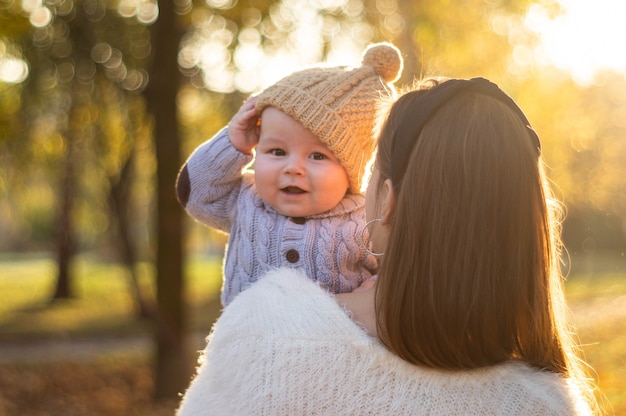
[0,358,180,416]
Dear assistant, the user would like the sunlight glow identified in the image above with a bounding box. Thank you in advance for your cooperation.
[0,58,29,83]
[136,1,158,25]
[116,0,158,24]
[29,6,53,27]
[247,1,365,92]
[21,0,41,13]
[527,0,626,86]
[182,0,367,94]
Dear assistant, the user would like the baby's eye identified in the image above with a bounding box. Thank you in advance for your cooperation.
[311,152,327,161]
[270,149,286,156]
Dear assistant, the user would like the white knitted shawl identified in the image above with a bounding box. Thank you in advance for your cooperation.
[177,268,589,416]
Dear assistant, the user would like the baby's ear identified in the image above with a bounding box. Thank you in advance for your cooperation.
[175,165,191,207]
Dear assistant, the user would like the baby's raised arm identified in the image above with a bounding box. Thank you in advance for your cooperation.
[227,96,260,155]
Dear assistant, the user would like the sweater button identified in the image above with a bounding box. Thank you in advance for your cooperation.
[290,217,306,224]
[285,249,300,263]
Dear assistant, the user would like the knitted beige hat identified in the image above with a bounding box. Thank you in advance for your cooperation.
[255,42,403,194]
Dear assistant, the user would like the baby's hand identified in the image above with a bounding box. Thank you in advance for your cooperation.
[228,96,260,155]
[352,276,377,293]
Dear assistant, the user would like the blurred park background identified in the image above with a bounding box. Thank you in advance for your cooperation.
[0,0,625,414]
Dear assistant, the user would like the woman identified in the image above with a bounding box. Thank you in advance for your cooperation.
[177,77,601,415]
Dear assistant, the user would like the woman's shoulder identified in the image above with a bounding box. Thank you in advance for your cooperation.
[213,267,371,341]
[468,362,591,414]
[350,358,588,415]
[187,269,589,416]
[232,267,325,303]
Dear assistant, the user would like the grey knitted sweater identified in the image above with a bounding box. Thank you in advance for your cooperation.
[176,128,377,305]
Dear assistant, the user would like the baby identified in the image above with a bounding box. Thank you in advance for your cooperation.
[176,42,403,305]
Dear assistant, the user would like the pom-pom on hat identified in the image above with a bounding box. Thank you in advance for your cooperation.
[255,42,403,194]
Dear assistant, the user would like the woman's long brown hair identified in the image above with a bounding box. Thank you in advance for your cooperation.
[374,88,601,412]
[375,90,564,369]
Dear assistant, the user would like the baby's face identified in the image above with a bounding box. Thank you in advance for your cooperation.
[254,107,349,217]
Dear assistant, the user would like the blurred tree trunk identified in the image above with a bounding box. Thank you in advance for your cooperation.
[52,129,77,300]
[50,14,92,302]
[108,146,152,318]
[146,0,191,398]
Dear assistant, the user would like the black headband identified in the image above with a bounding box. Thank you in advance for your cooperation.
[390,77,541,186]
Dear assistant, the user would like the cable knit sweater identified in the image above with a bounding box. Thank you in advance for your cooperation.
[177,128,377,305]
[177,268,591,416]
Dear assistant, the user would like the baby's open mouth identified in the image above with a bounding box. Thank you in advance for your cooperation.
[282,186,306,194]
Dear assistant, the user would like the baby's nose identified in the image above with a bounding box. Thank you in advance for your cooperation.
[283,156,305,175]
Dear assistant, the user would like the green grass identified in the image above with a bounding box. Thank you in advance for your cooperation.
[0,251,624,414]
[0,252,223,340]
[564,267,626,415]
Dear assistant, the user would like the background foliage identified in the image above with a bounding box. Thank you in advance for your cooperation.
[1,0,623,257]
[0,0,624,407]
